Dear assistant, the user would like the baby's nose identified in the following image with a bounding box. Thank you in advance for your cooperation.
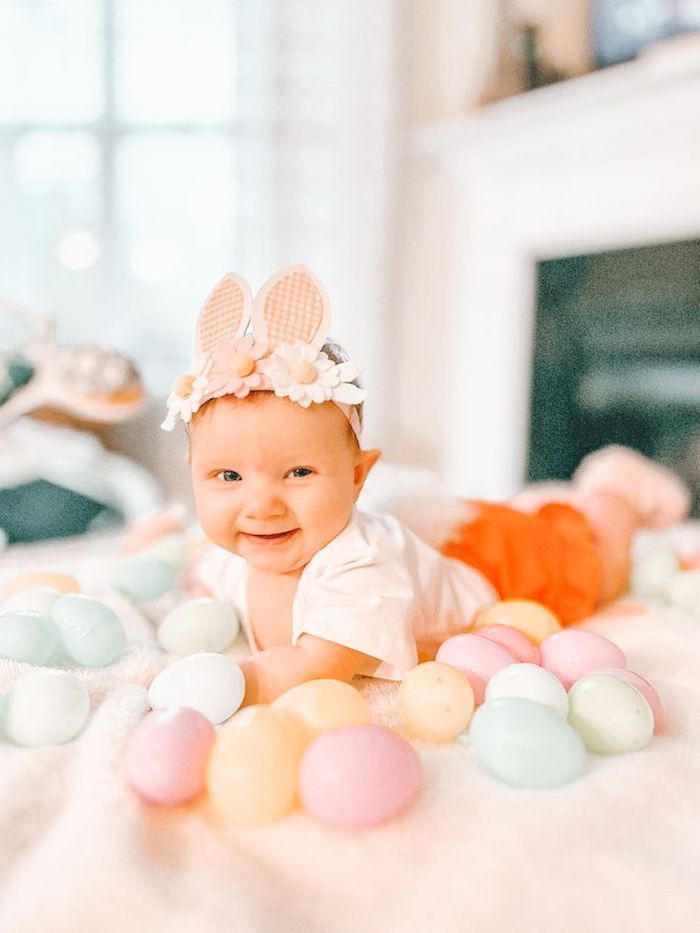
[242,482,285,519]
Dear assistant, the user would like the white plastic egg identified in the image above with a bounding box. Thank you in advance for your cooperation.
[148,652,245,724]
[485,662,569,719]
[4,670,90,746]
[631,546,679,600]
[665,570,700,615]
[157,598,240,655]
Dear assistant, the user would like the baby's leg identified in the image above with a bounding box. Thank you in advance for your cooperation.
[513,446,690,603]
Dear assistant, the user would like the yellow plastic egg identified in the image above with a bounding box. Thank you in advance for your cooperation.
[2,573,81,599]
[272,678,372,737]
[473,600,561,645]
[206,705,309,825]
[398,661,475,742]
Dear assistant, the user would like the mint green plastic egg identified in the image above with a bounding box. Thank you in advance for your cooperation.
[0,610,59,665]
[52,594,126,667]
[157,598,240,655]
[568,673,654,754]
[631,546,678,600]
[469,696,587,788]
[112,555,176,602]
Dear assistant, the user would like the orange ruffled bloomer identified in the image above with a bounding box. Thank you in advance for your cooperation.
[440,502,603,626]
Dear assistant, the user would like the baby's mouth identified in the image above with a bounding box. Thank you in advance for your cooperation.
[241,529,298,543]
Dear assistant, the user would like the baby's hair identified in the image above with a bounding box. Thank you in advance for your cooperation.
[189,338,364,447]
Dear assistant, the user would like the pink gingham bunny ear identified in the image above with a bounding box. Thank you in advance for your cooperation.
[195,274,252,357]
[251,265,330,352]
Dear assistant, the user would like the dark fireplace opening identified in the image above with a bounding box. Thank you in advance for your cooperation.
[528,239,700,517]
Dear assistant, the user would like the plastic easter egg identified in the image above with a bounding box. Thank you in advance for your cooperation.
[665,570,700,615]
[299,725,422,829]
[476,624,541,665]
[2,572,80,599]
[470,697,587,788]
[4,670,90,746]
[112,555,176,602]
[273,678,372,737]
[207,705,308,825]
[52,594,126,667]
[1,586,61,616]
[148,652,245,724]
[398,661,475,742]
[631,546,678,599]
[473,600,562,644]
[0,610,59,665]
[568,673,654,754]
[485,663,569,719]
[540,630,626,690]
[143,534,189,571]
[157,598,240,655]
[593,667,663,731]
[122,707,216,806]
[436,633,515,704]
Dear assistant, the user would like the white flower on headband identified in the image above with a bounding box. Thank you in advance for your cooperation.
[264,343,368,408]
[206,335,268,400]
[161,355,212,430]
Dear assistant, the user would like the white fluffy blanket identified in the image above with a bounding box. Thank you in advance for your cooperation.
[1,524,700,933]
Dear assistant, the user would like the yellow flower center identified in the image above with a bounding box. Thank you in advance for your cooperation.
[175,374,195,398]
[290,360,317,385]
[230,354,256,379]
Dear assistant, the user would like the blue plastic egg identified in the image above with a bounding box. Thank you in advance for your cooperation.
[469,696,587,789]
[0,610,59,665]
[112,555,177,602]
[51,594,126,667]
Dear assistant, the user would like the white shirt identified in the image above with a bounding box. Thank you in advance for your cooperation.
[197,507,498,681]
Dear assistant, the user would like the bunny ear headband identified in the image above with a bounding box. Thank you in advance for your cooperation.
[161,265,368,438]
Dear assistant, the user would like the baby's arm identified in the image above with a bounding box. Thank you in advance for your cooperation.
[238,635,376,705]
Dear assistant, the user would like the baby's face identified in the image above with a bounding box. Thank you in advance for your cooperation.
[189,393,378,576]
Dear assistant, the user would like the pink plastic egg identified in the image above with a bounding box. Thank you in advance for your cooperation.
[299,725,421,829]
[592,667,664,731]
[477,625,541,665]
[540,630,626,690]
[436,634,515,704]
[123,707,216,806]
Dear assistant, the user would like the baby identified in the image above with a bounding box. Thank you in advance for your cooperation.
[162,266,690,707]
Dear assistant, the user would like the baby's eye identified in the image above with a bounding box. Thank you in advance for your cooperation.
[216,470,241,482]
[287,467,313,478]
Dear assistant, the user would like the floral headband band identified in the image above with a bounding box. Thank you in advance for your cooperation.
[161,265,368,438]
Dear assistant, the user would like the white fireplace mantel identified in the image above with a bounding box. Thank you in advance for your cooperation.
[409,51,700,499]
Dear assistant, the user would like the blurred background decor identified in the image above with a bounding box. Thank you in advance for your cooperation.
[1,0,699,545]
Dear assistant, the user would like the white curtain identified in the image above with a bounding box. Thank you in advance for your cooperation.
[0,0,404,445]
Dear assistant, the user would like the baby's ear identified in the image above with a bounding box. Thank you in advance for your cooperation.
[353,448,381,494]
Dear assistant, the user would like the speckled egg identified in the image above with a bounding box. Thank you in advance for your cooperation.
[398,661,474,742]
[157,597,240,655]
[473,600,562,644]
[298,725,422,829]
[272,679,372,737]
[207,705,309,825]
[436,633,515,704]
[51,594,126,667]
[485,662,569,719]
[148,652,245,724]
[568,673,654,754]
[0,610,59,665]
[592,667,664,732]
[112,555,177,602]
[540,630,626,690]
[4,670,90,746]
[470,696,587,788]
[122,707,216,806]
